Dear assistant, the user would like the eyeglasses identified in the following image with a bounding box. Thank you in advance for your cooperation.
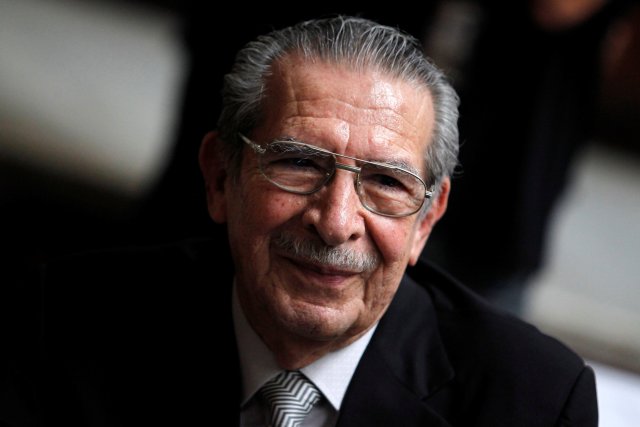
[240,134,433,218]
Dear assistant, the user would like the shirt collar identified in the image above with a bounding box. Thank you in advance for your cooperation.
[233,281,376,411]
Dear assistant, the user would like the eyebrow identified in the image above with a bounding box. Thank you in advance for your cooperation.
[273,135,422,176]
[366,158,420,175]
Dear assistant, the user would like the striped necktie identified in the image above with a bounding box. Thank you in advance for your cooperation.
[261,370,321,427]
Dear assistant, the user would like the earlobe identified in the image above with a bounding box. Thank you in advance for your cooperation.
[408,177,450,265]
[199,131,228,224]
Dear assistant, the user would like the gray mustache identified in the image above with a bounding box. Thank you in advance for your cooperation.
[272,232,380,272]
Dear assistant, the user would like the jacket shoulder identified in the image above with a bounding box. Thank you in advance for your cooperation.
[405,260,597,425]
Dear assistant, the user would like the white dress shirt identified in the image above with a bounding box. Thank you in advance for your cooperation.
[233,282,376,427]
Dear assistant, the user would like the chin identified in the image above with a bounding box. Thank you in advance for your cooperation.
[278,298,365,343]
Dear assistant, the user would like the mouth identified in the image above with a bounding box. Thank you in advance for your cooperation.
[280,254,362,285]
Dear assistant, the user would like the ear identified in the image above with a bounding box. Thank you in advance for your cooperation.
[408,177,450,266]
[199,131,229,224]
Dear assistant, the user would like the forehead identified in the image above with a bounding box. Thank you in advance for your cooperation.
[256,55,434,164]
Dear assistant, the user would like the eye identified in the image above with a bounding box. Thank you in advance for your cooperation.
[361,165,414,194]
[368,173,405,189]
[263,143,332,176]
[274,156,318,169]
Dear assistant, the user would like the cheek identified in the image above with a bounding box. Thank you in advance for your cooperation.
[232,185,307,247]
[252,191,305,226]
[228,188,306,287]
[362,220,417,310]
[369,219,416,264]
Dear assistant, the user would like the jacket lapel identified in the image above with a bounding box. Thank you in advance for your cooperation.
[337,273,454,426]
[337,349,452,426]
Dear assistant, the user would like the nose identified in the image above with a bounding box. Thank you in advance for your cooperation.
[301,170,366,246]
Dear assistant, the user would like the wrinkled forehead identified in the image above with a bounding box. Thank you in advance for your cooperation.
[263,53,433,114]
[255,54,435,168]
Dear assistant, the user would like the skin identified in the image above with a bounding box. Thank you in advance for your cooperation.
[200,54,450,369]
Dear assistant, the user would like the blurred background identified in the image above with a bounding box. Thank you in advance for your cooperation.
[1,0,639,424]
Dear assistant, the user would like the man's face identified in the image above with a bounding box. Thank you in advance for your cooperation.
[202,55,448,355]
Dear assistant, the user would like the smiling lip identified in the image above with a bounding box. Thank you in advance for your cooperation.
[283,255,362,282]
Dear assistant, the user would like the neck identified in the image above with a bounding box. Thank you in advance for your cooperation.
[247,309,373,370]
[270,341,334,371]
[256,321,368,370]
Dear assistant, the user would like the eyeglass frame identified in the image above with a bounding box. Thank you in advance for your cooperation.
[239,133,435,218]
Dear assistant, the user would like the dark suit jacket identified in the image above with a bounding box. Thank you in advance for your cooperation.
[8,238,596,426]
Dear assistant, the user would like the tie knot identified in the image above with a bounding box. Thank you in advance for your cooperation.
[261,371,321,427]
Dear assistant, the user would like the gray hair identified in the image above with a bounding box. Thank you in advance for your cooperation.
[217,15,459,186]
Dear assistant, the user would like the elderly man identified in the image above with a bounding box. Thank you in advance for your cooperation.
[15,16,596,427]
